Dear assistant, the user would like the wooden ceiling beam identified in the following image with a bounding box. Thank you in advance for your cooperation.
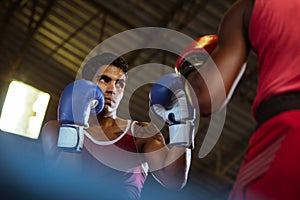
[7,0,56,81]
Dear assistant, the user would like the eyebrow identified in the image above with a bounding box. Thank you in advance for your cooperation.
[96,74,111,81]
[96,74,126,83]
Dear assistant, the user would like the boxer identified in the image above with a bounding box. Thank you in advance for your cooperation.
[41,52,194,199]
[176,0,300,199]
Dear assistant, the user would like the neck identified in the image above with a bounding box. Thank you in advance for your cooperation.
[103,111,117,119]
[99,116,128,131]
[88,111,114,126]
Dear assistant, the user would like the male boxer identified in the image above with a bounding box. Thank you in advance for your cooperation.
[42,53,194,199]
[176,0,300,199]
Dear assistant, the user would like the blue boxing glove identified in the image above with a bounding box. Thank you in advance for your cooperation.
[57,80,104,152]
[149,73,195,148]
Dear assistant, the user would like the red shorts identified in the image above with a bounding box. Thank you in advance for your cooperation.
[228,110,300,200]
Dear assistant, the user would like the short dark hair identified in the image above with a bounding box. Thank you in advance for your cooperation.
[81,52,129,80]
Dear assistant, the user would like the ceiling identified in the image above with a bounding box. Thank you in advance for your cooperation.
[0,0,259,199]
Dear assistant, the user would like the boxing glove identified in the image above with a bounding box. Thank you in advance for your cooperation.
[57,80,104,152]
[149,73,195,148]
[175,35,218,78]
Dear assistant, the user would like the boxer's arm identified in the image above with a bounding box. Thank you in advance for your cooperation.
[136,123,191,190]
[142,74,193,189]
[41,120,60,157]
[41,120,68,168]
[186,0,252,115]
[147,142,190,190]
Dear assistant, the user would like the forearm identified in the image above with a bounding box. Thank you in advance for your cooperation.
[186,43,247,117]
[148,74,194,189]
[154,146,191,190]
[186,65,232,116]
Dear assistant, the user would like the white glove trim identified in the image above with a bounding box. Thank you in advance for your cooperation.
[57,125,84,152]
[169,121,195,149]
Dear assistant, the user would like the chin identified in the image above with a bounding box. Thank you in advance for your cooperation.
[103,105,116,116]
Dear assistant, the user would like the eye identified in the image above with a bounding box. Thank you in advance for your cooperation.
[116,80,125,89]
[98,76,110,83]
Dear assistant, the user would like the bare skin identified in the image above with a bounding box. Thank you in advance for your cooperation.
[186,0,253,116]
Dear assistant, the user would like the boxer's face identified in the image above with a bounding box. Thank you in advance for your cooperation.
[92,65,126,115]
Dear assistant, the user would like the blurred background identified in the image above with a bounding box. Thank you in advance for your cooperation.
[0,0,258,199]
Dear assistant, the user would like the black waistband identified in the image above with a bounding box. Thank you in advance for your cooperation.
[256,92,300,128]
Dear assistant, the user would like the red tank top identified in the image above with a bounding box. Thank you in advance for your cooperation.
[81,120,147,200]
[249,0,300,117]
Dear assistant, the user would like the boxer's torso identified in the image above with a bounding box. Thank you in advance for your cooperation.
[83,119,148,199]
[249,0,300,115]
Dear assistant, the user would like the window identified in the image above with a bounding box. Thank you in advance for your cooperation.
[0,80,50,139]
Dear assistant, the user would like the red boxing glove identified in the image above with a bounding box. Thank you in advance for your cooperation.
[175,35,218,78]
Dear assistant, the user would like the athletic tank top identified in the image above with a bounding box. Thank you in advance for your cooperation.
[249,0,300,117]
[81,120,148,200]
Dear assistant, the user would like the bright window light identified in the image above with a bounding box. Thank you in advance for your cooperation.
[0,80,50,139]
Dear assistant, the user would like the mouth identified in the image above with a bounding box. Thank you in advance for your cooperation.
[105,97,115,105]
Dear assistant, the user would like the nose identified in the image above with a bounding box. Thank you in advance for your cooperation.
[106,81,116,94]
